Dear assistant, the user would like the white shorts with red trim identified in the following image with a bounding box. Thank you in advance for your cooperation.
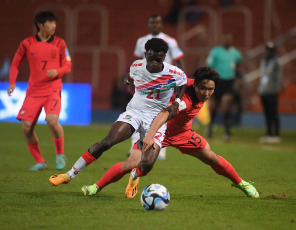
[116,110,166,148]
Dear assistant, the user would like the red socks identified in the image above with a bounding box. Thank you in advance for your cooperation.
[81,150,96,164]
[53,136,64,155]
[136,167,146,177]
[27,142,45,164]
[96,162,126,189]
[211,155,242,184]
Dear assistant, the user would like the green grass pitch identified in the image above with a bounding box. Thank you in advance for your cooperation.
[0,122,295,230]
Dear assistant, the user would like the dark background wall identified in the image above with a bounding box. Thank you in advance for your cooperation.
[1,0,296,113]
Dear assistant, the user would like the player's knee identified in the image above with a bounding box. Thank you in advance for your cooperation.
[138,160,154,175]
[22,122,34,136]
[206,152,219,165]
[46,117,58,129]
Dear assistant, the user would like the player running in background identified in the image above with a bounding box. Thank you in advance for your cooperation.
[49,38,187,189]
[74,66,259,198]
[131,14,185,160]
[8,11,71,171]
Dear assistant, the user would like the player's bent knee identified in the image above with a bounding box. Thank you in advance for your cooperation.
[138,160,154,175]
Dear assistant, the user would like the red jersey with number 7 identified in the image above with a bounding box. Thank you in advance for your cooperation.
[9,34,71,96]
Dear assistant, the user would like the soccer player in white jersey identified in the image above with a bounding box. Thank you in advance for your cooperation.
[132,14,185,160]
[49,38,188,190]
[134,14,184,68]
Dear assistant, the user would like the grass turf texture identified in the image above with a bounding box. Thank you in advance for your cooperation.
[0,122,295,230]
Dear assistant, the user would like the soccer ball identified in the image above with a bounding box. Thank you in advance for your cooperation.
[140,184,170,211]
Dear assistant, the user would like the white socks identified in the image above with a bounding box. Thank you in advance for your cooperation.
[67,157,88,179]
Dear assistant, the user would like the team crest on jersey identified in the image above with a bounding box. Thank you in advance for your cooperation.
[123,114,132,121]
[20,109,25,115]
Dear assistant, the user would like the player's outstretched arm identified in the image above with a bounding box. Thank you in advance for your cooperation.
[169,84,186,120]
[143,110,170,152]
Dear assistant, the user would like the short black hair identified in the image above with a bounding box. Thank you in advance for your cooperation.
[192,66,220,85]
[145,38,168,54]
[33,11,58,32]
[149,14,161,20]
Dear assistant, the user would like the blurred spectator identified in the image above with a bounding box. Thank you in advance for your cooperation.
[206,32,243,140]
[258,42,282,143]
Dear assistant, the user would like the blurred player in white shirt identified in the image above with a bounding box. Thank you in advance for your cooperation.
[131,14,185,160]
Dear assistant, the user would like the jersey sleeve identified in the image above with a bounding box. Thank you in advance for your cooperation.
[206,48,216,67]
[235,48,243,63]
[169,38,184,61]
[129,61,138,79]
[9,40,27,85]
[174,68,187,87]
[186,78,194,87]
[177,92,191,113]
[134,38,145,59]
[56,39,71,77]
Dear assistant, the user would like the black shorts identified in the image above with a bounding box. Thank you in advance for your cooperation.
[213,79,234,100]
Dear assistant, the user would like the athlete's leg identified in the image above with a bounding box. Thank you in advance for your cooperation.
[81,148,142,196]
[21,120,46,165]
[220,93,233,139]
[46,114,65,169]
[49,121,134,185]
[207,96,219,138]
[185,143,241,184]
[132,144,161,179]
[46,114,63,139]
[184,143,259,198]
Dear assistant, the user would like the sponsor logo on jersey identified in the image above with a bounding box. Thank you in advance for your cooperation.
[65,48,71,61]
[169,69,184,77]
[131,63,143,68]
[136,75,176,95]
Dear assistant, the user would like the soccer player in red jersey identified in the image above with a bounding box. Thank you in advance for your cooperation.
[7,11,71,171]
[72,66,259,198]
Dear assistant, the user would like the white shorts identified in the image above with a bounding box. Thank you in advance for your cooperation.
[116,110,166,148]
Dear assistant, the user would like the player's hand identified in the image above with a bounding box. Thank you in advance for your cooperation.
[124,75,133,85]
[7,85,15,96]
[143,135,156,152]
[47,69,58,78]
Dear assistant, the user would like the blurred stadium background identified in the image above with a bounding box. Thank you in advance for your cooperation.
[0,0,296,128]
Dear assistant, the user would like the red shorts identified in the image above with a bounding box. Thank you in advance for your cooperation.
[132,129,207,154]
[162,130,207,154]
[17,91,61,124]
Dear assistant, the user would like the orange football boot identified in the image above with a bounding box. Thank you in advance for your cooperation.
[49,173,71,186]
[125,168,140,198]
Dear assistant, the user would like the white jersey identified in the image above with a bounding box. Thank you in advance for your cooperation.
[127,59,187,117]
[134,32,184,64]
